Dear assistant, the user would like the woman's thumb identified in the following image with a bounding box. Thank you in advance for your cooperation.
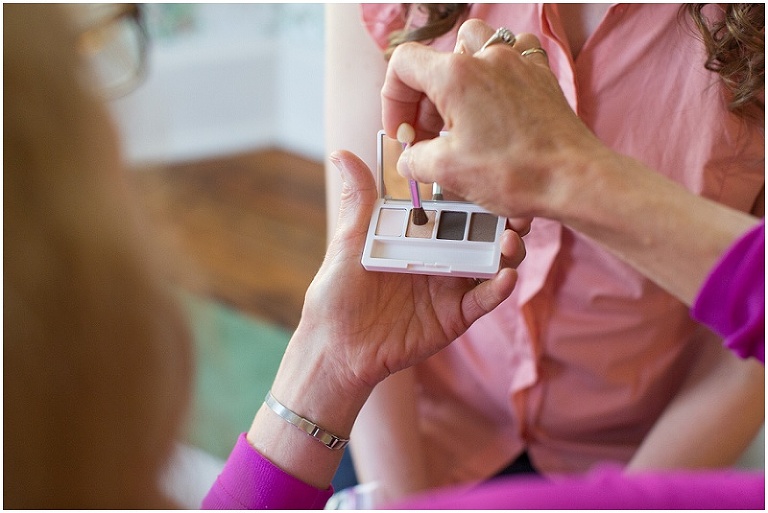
[329,150,378,235]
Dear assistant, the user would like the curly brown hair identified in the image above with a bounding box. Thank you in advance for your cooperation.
[384,3,469,58]
[686,3,764,115]
[385,4,765,116]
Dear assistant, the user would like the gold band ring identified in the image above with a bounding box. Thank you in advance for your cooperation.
[521,47,548,59]
[480,27,516,52]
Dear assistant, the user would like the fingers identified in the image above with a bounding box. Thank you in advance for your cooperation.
[468,28,549,69]
[462,267,517,322]
[499,229,526,269]
[461,212,526,324]
[383,29,552,143]
[396,133,456,192]
[411,97,446,142]
[381,43,451,140]
[506,217,533,237]
[513,33,550,67]
[328,150,378,236]
[454,19,495,54]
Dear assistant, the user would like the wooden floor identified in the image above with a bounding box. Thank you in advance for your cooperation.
[130,149,327,330]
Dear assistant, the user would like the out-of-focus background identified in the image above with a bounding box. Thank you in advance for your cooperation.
[115,3,324,162]
[112,4,337,505]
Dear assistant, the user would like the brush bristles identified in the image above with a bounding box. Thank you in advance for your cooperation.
[412,207,428,226]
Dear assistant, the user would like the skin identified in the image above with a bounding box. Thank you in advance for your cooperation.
[247,149,523,490]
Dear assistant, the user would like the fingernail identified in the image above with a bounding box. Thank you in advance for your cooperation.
[329,152,342,172]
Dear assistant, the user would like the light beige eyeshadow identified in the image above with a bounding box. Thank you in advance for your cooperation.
[406,210,436,238]
[375,208,407,237]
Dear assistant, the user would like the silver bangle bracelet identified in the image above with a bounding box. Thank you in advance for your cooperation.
[264,391,350,451]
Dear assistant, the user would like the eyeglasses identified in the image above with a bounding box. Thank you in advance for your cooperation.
[74,3,149,99]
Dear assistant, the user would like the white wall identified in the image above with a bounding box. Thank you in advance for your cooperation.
[110,4,325,165]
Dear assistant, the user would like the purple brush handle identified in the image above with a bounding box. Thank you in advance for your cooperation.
[409,179,422,209]
[402,142,422,209]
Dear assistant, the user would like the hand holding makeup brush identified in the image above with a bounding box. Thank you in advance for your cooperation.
[382,26,592,221]
[380,18,762,307]
[397,122,428,226]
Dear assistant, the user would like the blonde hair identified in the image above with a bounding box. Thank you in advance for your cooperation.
[4,4,192,507]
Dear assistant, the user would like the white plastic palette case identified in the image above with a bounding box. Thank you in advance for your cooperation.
[361,131,506,279]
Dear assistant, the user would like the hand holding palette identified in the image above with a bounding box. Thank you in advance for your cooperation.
[361,131,507,278]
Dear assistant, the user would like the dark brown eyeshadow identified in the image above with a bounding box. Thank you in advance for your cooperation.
[436,211,467,240]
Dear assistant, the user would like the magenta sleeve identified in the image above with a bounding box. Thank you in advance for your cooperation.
[391,465,765,509]
[201,433,333,509]
[692,221,765,364]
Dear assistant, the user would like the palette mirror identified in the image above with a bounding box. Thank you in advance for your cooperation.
[381,133,467,203]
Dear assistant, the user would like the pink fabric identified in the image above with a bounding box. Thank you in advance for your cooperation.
[203,433,764,509]
[201,433,333,509]
[693,222,765,364]
[203,434,764,510]
[360,3,765,484]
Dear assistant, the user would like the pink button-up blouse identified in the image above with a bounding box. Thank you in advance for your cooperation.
[361,3,764,483]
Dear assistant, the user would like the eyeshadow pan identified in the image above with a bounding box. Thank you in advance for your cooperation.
[436,211,467,240]
[406,210,436,238]
[376,208,406,236]
[468,213,498,242]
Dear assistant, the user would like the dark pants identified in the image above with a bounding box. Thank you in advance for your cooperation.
[494,451,539,477]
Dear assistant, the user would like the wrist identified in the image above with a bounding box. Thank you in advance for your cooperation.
[517,124,620,224]
[548,145,632,230]
[270,324,374,438]
[245,325,374,490]
[264,391,349,450]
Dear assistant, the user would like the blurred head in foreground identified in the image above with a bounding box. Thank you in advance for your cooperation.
[4,4,192,507]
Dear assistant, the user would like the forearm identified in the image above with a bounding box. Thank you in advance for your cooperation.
[555,151,760,306]
[350,368,432,502]
[628,331,765,470]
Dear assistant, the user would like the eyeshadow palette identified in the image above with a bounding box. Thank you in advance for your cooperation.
[361,131,506,278]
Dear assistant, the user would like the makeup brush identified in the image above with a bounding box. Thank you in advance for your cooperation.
[397,122,428,226]
[432,182,444,201]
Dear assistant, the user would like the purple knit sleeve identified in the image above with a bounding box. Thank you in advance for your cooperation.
[692,221,765,364]
[201,433,333,509]
[391,466,765,509]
